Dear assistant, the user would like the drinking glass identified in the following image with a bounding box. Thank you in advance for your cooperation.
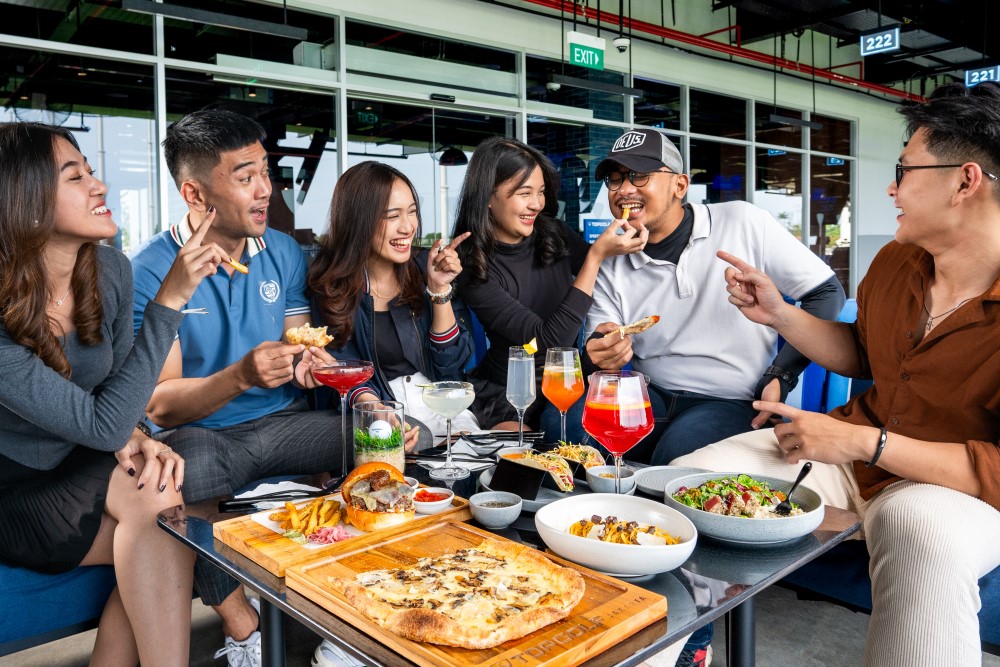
[506,346,536,449]
[582,370,654,493]
[422,381,476,480]
[311,360,375,478]
[541,347,584,444]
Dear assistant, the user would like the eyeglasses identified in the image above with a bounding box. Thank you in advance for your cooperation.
[895,163,999,188]
[604,169,675,191]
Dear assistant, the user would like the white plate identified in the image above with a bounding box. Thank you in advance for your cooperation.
[634,466,707,496]
[479,466,634,513]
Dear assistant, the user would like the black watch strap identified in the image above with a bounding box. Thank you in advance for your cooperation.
[763,364,797,390]
[135,420,153,438]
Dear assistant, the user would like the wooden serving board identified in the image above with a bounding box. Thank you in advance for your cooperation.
[213,495,471,576]
[285,521,667,667]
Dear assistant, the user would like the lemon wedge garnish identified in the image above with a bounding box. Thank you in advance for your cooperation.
[523,337,538,355]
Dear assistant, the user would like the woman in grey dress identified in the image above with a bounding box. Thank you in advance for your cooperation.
[0,122,225,666]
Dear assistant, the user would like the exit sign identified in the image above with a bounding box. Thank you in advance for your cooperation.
[566,31,605,71]
[355,110,379,125]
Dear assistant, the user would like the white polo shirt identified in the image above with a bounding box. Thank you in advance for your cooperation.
[586,201,833,400]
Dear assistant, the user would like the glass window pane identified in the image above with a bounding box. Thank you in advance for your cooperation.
[346,20,515,74]
[0,2,153,54]
[755,104,803,148]
[164,70,336,245]
[689,140,746,204]
[634,78,681,130]
[1,47,155,253]
[526,56,625,123]
[164,3,336,69]
[811,114,853,156]
[345,99,512,244]
[812,155,852,292]
[690,89,745,139]
[755,148,803,240]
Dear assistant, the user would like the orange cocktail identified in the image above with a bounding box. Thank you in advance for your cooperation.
[542,369,584,412]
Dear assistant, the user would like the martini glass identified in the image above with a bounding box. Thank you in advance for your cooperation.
[311,360,375,478]
[582,370,653,493]
[506,346,536,449]
[541,347,584,444]
[422,381,475,480]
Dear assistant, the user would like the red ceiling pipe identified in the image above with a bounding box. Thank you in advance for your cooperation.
[523,0,923,102]
[700,24,741,49]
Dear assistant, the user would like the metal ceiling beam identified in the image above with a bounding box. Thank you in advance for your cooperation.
[732,1,872,45]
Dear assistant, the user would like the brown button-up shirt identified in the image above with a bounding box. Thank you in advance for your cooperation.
[829,242,1000,511]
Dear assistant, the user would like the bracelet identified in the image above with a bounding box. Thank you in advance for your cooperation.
[865,426,888,468]
[135,420,153,438]
[426,283,454,304]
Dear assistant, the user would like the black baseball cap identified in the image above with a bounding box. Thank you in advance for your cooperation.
[595,129,684,181]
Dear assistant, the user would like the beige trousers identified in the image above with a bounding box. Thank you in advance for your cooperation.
[672,428,1000,667]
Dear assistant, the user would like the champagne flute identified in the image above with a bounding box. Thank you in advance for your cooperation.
[422,381,476,480]
[582,370,654,493]
[311,360,375,478]
[541,347,584,444]
[506,346,536,450]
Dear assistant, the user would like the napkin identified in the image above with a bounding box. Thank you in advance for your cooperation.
[235,481,322,509]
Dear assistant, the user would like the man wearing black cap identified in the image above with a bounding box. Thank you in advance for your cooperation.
[584,128,846,467]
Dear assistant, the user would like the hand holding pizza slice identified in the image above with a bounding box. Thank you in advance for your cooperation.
[618,315,660,339]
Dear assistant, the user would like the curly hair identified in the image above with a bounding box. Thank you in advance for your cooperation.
[307,161,425,344]
[0,122,103,377]
[453,136,568,283]
[899,82,1000,200]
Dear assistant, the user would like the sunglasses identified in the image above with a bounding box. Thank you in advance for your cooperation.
[604,169,675,191]
[895,163,999,188]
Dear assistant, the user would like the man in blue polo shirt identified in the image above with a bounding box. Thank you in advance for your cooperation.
[131,109,361,667]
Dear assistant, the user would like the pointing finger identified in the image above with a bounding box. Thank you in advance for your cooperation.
[752,400,800,420]
[446,231,472,251]
[187,206,216,247]
[716,250,756,274]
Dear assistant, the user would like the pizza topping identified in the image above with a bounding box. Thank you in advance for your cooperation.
[285,322,334,347]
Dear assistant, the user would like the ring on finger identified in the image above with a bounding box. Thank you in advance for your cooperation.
[157,446,173,457]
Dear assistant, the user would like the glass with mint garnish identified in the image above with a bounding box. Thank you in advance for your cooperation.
[352,400,406,473]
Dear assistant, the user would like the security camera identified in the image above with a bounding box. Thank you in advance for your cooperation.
[613,36,630,53]
[546,81,561,92]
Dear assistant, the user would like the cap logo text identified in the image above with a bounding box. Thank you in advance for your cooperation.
[612,131,646,152]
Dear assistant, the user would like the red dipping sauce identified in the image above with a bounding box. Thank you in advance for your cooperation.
[415,490,451,502]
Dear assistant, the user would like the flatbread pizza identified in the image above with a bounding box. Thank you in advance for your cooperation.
[619,315,660,337]
[285,323,334,348]
[327,538,585,649]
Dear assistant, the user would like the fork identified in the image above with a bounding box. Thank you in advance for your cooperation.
[775,462,812,516]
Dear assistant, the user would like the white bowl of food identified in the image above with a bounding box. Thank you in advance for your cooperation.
[412,487,454,515]
[664,472,825,545]
[585,465,636,494]
[534,494,696,576]
[403,476,419,489]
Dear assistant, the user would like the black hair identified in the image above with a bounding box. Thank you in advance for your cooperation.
[899,82,1000,199]
[453,136,568,283]
[162,108,266,186]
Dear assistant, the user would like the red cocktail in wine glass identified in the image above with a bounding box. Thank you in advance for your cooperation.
[312,360,375,478]
[582,370,654,493]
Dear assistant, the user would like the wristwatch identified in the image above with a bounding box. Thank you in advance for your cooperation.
[762,364,797,390]
[426,283,455,305]
[135,420,153,438]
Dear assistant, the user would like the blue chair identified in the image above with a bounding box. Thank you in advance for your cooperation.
[780,298,1000,653]
[0,563,116,656]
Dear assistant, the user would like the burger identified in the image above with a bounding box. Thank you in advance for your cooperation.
[341,462,416,532]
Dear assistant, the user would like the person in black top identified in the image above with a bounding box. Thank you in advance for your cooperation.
[454,136,646,431]
[308,161,477,440]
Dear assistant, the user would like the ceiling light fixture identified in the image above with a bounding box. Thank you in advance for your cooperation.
[438,146,468,166]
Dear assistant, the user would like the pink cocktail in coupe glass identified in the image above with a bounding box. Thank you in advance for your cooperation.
[312,360,375,477]
[582,370,654,493]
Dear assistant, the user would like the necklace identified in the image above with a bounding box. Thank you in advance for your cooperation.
[922,298,972,332]
[52,286,71,307]
[369,278,399,301]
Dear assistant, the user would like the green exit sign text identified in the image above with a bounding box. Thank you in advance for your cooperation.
[355,111,379,125]
[566,31,605,71]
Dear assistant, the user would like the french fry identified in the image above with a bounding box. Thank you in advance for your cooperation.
[269,510,289,522]
[285,501,301,531]
[319,510,342,529]
[304,502,320,535]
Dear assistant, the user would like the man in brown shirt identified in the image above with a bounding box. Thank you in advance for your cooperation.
[674,82,1000,666]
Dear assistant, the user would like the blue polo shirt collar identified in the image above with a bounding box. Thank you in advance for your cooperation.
[169,213,267,258]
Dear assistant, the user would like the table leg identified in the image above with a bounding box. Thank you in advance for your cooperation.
[259,598,286,667]
[725,596,755,667]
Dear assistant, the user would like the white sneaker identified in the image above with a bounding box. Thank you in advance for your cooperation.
[312,639,366,667]
[213,597,262,667]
